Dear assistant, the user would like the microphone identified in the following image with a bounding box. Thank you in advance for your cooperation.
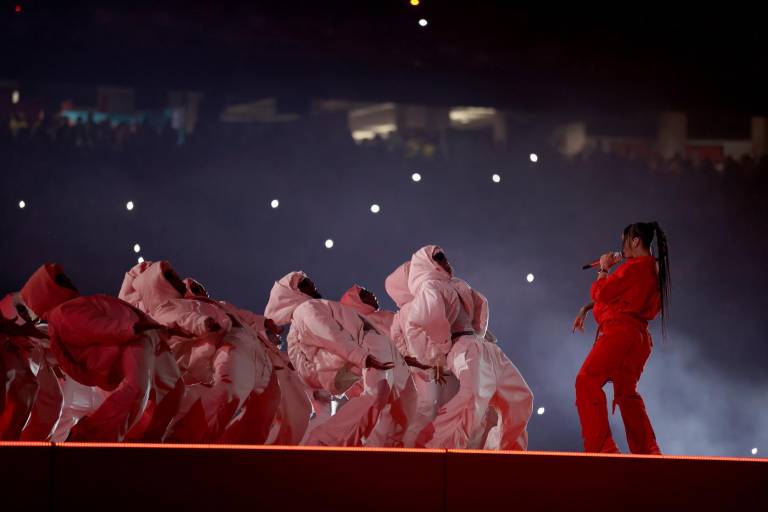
[582,252,622,270]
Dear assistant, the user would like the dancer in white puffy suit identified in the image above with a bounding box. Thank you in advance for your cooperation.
[401,245,486,448]
[184,283,280,446]
[21,263,184,442]
[119,261,273,443]
[384,262,460,447]
[450,274,533,450]
[183,278,310,446]
[406,245,532,449]
[265,271,406,446]
[0,293,54,440]
[339,284,417,447]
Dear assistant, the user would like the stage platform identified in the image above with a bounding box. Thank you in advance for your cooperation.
[1,442,765,511]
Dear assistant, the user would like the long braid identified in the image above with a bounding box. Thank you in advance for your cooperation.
[623,222,672,338]
[651,222,671,338]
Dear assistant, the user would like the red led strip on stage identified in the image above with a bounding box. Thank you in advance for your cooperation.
[448,448,768,463]
[0,441,52,447]
[1,441,765,462]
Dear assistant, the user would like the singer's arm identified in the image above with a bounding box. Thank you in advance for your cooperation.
[572,302,594,333]
[591,264,637,303]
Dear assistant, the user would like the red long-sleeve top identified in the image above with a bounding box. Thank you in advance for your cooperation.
[591,255,660,328]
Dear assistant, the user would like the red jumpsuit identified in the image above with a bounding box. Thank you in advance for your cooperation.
[576,255,661,454]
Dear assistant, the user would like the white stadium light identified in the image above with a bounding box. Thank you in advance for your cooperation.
[411,172,422,182]
[133,244,141,254]
[271,199,279,209]
[126,201,135,211]
[527,273,535,283]
[18,200,26,209]
[325,239,334,249]
[537,407,546,415]
[530,153,539,163]
[137,256,145,264]
[492,174,501,183]
[418,18,428,27]
[370,204,381,214]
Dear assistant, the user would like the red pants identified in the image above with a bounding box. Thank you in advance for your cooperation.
[575,322,660,454]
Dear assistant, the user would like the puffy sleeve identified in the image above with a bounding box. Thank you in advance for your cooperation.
[295,301,369,370]
[151,299,232,336]
[590,263,637,304]
[48,295,139,347]
[405,286,451,367]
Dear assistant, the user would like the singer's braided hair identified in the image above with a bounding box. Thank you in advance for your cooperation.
[623,222,671,337]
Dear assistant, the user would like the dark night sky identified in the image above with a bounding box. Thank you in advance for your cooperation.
[3,1,767,112]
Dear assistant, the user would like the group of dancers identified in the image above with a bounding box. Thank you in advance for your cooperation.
[0,221,669,454]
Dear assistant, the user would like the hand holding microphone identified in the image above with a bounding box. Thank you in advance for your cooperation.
[582,252,622,270]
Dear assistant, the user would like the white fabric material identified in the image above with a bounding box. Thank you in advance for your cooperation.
[287,299,370,395]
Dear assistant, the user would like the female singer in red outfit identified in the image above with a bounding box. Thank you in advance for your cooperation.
[572,222,670,454]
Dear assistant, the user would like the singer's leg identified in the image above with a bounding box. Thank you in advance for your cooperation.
[575,331,632,453]
[614,331,660,455]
